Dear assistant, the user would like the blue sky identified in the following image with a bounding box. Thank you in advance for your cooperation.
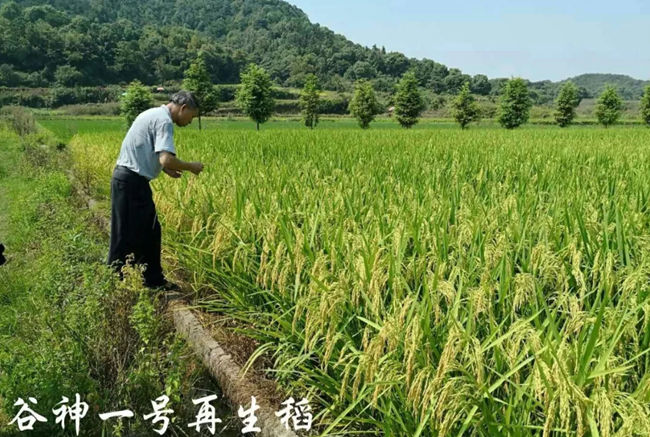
[288,0,650,82]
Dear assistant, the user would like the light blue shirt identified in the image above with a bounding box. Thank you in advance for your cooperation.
[116,105,176,180]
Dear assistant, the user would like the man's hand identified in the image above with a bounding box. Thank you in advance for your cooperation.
[188,162,204,175]
[163,167,182,178]
[159,152,204,176]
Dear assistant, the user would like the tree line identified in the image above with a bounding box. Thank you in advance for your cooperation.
[350,77,650,129]
[121,56,650,130]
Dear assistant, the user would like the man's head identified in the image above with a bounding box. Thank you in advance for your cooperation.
[168,91,200,127]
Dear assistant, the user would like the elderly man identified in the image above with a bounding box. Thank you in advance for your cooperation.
[107,90,204,290]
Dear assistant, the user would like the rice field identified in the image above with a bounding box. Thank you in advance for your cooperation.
[69,124,650,436]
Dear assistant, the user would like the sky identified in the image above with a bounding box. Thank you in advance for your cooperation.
[287,0,650,82]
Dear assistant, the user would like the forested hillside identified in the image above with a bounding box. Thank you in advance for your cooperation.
[0,0,473,94]
[0,0,646,102]
[567,73,649,99]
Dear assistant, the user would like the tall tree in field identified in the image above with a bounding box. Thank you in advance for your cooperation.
[120,80,154,128]
[394,71,425,128]
[498,78,532,129]
[595,85,623,128]
[300,73,321,129]
[554,81,581,127]
[348,80,381,129]
[236,63,274,131]
[452,82,479,129]
[640,85,650,126]
[183,54,218,130]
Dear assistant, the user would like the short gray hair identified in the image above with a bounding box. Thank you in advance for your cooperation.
[170,90,200,110]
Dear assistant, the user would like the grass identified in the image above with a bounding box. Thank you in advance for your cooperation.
[70,123,650,436]
[38,118,126,143]
[0,123,235,436]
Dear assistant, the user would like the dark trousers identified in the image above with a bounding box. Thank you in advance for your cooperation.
[107,166,165,286]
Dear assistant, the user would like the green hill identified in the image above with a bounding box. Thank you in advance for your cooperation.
[564,74,649,99]
[490,73,649,104]
[0,0,468,93]
[0,0,647,103]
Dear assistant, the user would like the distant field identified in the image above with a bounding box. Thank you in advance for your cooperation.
[38,116,467,142]
[39,115,648,145]
[69,124,650,435]
[38,118,126,143]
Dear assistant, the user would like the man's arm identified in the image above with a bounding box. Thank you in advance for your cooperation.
[158,152,204,175]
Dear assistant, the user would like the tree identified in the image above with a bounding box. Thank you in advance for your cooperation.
[452,82,479,129]
[554,81,581,127]
[595,85,623,127]
[443,68,471,94]
[23,4,69,26]
[120,80,153,128]
[54,65,83,87]
[182,54,218,130]
[640,85,650,126]
[300,73,320,129]
[470,74,491,95]
[236,63,274,131]
[383,52,411,77]
[344,60,376,80]
[498,78,532,129]
[0,1,21,20]
[393,71,425,128]
[348,80,381,129]
[0,64,20,86]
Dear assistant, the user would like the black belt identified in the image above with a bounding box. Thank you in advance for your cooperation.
[112,165,149,185]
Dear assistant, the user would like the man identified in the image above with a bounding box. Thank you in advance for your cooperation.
[107,90,204,290]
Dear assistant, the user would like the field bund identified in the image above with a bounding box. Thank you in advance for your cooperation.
[69,125,650,436]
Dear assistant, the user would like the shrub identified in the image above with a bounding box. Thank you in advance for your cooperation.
[452,82,480,129]
[215,84,238,102]
[0,106,37,136]
[271,88,300,99]
[300,74,321,129]
[236,64,274,131]
[48,86,122,108]
[320,95,349,114]
[348,80,382,129]
[54,65,83,87]
[640,85,650,126]
[554,81,581,127]
[120,80,154,128]
[183,55,219,129]
[394,71,425,128]
[498,78,532,129]
[60,102,121,116]
[595,85,623,127]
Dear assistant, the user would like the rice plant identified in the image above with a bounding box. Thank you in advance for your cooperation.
[72,125,650,436]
